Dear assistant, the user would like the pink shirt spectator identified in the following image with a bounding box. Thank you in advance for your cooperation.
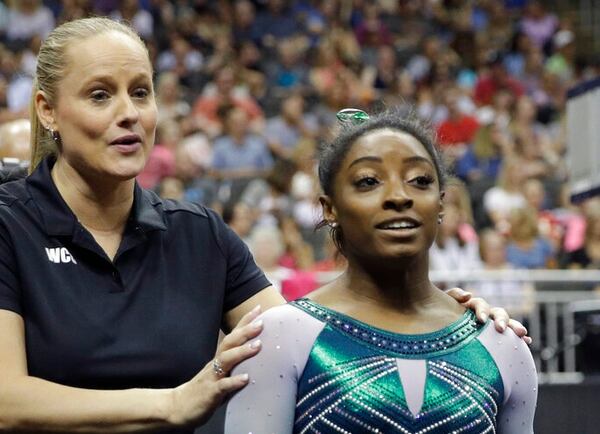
[137,145,176,190]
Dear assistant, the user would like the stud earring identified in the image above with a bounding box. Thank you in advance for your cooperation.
[437,216,443,224]
[329,221,338,228]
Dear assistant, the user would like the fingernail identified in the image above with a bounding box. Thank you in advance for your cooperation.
[241,373,249,381]
[252,305,262,314]
[480,313,488,322]
[498,320,506,330]
[252,319,263,329]
[250,339,262,349]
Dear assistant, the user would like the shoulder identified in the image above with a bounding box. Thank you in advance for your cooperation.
[140,188,209,218]
[0,178,29,209]
[258,303,325,334]
[232,303,326,375]
[476,323,537,398]
[255,304,326,358]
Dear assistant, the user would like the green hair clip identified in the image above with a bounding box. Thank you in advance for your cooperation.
[336,108,370,125]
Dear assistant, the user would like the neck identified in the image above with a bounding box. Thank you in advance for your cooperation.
[336,253,440,313]
[51,158,134,233]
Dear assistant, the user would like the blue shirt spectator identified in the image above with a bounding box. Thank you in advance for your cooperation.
[506,237,554,269]
[212,134,273,174]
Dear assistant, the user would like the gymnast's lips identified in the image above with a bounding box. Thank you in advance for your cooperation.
[375,216,422,230]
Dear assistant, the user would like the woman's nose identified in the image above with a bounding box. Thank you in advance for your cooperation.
[382,182,413,210]
[116,94,139,127]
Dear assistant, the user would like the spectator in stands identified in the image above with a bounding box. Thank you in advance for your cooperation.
[470,229,535,317]
[406,36,442,84]
[265,94,318,160]
[545,29,576,84]
[429,203,482,288]
[353,2,392,66]
[437,87,480,160]
[481,1,514,54]
[157,176,184,200]
[137,119,178,189]
[247,224,290,293]
[360,45,400,97]
[156,33,204,84]
[192,65,264,138]
[231,0,257,45]
[563,201,600,271]
[211,106,273,181]
[240,159,296,227]
[520,1,559,51]
[5,0,55,43]
[222,201,257,244]
[308,39,348,97]
[523,178,564,250]
[264,37,310,98]
[0,1,8,40]
[252,0,300,48]
[0,118,30,161]
[174,133,218,208]
[443,178,478,242]
[236,40,267,102]
[474,51,524,107]
[456,117,507,184]
[0,48,33,115]
[110,0,153,40]
[483,158,527,232]
[155,72,190,126]
[506,206,556,269]
[504,32,533,79]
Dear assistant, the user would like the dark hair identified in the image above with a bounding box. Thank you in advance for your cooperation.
[316,108,448,253]
[318,108,447,197]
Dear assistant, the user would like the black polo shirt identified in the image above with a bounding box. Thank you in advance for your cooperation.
[0,158,270,432]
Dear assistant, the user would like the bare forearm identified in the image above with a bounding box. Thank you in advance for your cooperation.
[0,376,174,433]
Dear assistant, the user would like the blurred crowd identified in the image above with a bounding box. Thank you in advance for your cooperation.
[1,0,599,307]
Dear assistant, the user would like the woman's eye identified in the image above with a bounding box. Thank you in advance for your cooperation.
[410,175,435,187]
[133,88,150,99]
[90,90,109,102]
[355,176,379,189]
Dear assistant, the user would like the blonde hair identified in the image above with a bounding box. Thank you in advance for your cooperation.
[29,17,148,172]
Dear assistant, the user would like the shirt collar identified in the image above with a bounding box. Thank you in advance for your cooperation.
[27,157,167,236]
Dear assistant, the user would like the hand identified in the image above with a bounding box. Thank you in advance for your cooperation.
[445,288,532,344]
[167,305,264,427]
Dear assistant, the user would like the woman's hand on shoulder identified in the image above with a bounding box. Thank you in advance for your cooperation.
[167,305,264,427]
[445,287,532,344]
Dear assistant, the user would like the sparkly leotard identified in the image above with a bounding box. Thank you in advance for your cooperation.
[225,299,537,433]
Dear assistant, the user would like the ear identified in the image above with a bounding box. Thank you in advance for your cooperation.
[438,190,445,221]
[319,194,337,223]
[35,90,56,131]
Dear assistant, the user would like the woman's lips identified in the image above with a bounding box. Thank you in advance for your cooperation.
[111,142,142,154]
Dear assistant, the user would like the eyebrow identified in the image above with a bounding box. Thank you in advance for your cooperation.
[82,72,152,87]
[348,155,435,169]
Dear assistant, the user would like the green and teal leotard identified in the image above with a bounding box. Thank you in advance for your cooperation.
[225,299,537,433]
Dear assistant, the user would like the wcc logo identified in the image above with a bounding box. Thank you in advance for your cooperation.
[45,247,77,264]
